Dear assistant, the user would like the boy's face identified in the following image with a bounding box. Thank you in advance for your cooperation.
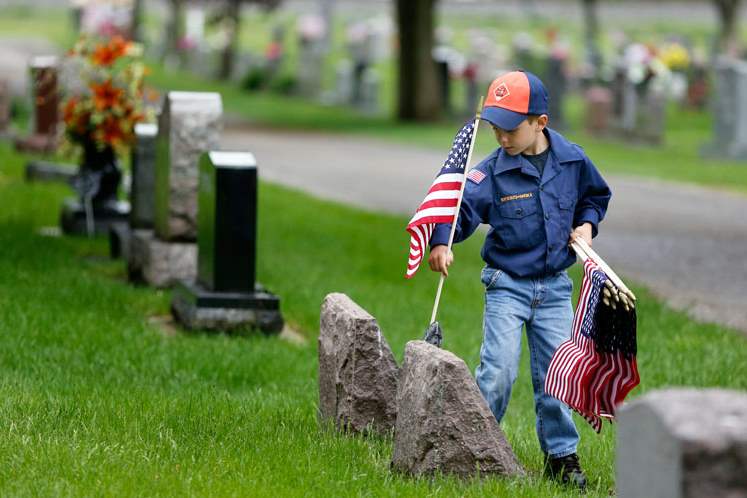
[492,114,548,156]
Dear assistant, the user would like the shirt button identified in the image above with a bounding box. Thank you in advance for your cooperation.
[545,214,550,220]
[516,208,523,215]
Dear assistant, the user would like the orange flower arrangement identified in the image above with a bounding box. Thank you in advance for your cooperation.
[61,35,154,153]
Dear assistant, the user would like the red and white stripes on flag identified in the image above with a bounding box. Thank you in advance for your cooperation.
[405,122,475,279]
[545,259,640,432]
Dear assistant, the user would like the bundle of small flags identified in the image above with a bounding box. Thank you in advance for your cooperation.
[544,258,640,432]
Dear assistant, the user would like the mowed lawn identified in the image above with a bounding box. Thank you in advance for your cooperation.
[1,139,746,497]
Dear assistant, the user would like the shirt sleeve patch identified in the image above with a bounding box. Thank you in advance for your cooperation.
[467,169,486,184]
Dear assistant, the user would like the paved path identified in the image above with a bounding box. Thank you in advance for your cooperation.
[222,123,747,334]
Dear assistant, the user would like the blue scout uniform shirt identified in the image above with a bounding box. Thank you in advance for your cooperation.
[430,128,611,278]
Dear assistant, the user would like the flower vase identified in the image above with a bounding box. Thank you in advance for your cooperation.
[76,139,122,208]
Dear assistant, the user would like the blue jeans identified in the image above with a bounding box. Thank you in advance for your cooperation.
[475,266,579,458]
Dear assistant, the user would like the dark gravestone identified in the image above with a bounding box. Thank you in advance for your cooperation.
[24,160,77,183]
[14,56,59,154]
[171,151,283,333]
[130,123,158,229]
[109,123,158,262]
[0,79,10,135]
[545,54,568,130]
[110,123,158,260]
[433,48,451,116]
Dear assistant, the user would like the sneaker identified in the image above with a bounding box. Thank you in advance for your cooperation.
[544,453,587,491]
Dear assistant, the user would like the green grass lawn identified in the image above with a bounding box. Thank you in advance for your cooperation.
[1,136,746,496]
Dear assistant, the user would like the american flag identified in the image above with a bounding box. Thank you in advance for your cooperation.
[405,122,475,279]
[545,259,640,432]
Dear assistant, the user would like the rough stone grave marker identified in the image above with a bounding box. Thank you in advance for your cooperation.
[171,151,283,333]
[392,340,524,478]
[318,293,398,435]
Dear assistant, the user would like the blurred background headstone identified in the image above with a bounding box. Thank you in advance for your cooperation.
[14,56,59,154]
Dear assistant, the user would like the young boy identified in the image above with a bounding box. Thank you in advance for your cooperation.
[428,70,611,490]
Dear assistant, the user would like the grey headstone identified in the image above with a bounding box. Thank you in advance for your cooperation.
[318,293,398,435]
[701,57,747,160]
[154,91,222,242]
[391,340,524,478]
[130,123,158,229]
[334,59,353,105]
[128,229,196,288]
[297,41,325,98]
[637,89,666,144]
[358,68,380,115]
[617,388,747,498]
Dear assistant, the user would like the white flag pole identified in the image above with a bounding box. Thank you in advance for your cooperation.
[429,97,485,325]
[570,236,636,301]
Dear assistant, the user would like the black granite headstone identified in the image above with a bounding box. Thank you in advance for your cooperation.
[171,151,283,333]
[130,123,158,229]
[197,151,257,293]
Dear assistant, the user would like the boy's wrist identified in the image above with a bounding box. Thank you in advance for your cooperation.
[429,224,452,248]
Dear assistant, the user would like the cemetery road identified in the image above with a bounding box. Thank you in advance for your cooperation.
[222,123,747,335]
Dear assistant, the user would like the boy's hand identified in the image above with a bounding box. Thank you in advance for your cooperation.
[570,222,593,247]
[428,245,454,277]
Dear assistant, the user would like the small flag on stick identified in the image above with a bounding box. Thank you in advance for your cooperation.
[405,122,475,279]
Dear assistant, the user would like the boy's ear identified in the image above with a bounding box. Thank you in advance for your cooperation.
[536,114,549,130]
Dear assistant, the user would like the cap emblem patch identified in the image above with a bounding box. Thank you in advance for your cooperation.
[494,82,510,102]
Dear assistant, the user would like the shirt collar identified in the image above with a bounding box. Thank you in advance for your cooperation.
[492,128,583,175]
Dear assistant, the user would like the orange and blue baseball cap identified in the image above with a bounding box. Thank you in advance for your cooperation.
[482,70,549,131]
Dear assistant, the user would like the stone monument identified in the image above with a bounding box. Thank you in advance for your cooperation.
[129,92,222,288]
[111,123,158,259]
[391,341,524,478]
[318,293,398,435]
[701,56,747,161]
[0,79,10,136]
[171,151,283,333]
[14,56,59,154]
[617,388,747,498]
